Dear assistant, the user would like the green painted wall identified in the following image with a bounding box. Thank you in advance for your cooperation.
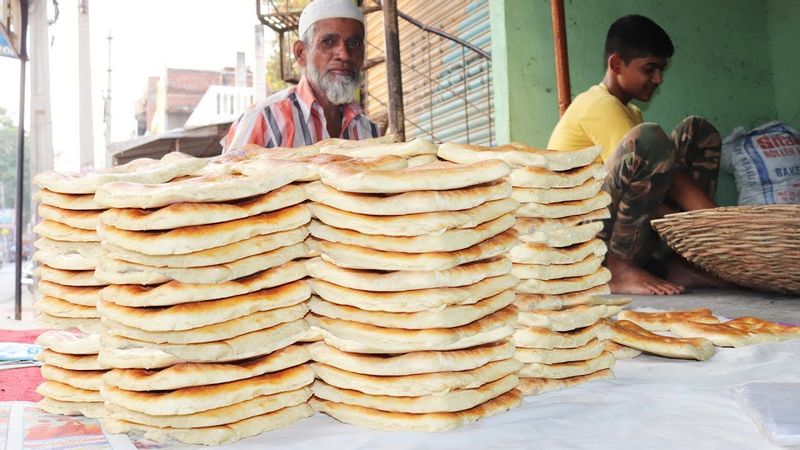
[490,0,557,147]
[767,0,800,129]
[490,0,798,206]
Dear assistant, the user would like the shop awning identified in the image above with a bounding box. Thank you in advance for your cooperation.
[106,121,231,165]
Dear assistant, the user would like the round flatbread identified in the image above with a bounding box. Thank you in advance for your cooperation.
[34,189,105,210]
[438,142,601,171]
[100,364,314,416]
[515,338,608,364]
[311,359,521,397]
[38,204,101,230]
[96,204,310,256]
[102,404,312,446]
[94,162,309,209]
[103,345,310,391]
[319,159,511,193]
[36,349,105,371]
[308,229,517,271]
[509,162,607,189]
[516,267,611,295]
[518,369,614,396]
[98,280,310,331]
[40,365,105,391]
[35,296,100,319]
[307,306,517,354]
[102,303,309,345]
[37,397,105,418]
[310,389,521,432]
[33,152,206,194]
[308,274,518,313]
[517,351,615,379]
[36,381,102,402]
[516,191,612,219]
[100,319,310,364]
[309,290,515,329]
[320,136,437,158]
[511,178,604,204]
[308,214,516,253]
[100,260,307,307]
[104,387,311,429]
[312,374,518,414]
[33,220,98,242]
[305,180,512,215]
[101,226,308,268]
[308,198,518,237]
[306,257,511,292]
[33,250,96,271]
[35,330,100,355]
[94,242,310,285]
[307,341,515,376]
[98,184,307,230]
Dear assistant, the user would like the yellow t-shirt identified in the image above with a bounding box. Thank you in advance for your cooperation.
[547,83,643,162]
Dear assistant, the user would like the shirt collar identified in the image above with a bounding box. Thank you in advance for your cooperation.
[295,76,318,117]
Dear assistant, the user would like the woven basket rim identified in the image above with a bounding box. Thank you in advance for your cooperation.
[651,205,800,295]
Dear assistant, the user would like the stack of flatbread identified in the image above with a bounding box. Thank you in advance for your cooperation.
[30,154,206,419]
[303,157,523,431]
[30,153,203,333]
[216,143,425,346]
[438,142,622,395]
[91,158,319,444]
[35,330,107,418]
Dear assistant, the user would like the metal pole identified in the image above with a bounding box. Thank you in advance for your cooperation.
[278,31,286,83]
[486,60,493,145]
[382,0,405,141]
[15,0,30,321]
[427,32,433,140]
[550,0,571,116]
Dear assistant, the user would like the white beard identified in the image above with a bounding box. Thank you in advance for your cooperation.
[305,60,362,105]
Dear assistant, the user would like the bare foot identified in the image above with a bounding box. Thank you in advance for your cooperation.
[664,256,734,289]
[606,254,685,295]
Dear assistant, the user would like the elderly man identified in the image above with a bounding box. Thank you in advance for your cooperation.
[222,0,380,151]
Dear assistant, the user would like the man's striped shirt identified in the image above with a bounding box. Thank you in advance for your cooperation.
[222,76,380,152]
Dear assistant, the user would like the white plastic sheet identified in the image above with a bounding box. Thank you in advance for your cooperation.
[139,340,799,449]
[732,382,800,447]
[5,340,799,449]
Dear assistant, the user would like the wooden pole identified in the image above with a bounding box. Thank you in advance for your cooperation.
[382,0,405,141]
[550,0,571,116]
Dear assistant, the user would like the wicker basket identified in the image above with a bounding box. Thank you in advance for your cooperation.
[651,205,800,295]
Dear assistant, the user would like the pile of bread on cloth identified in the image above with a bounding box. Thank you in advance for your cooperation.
[30,136,800,445]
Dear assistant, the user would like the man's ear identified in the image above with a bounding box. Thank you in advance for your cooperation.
[608,53,623,75]
[294,41,307,68]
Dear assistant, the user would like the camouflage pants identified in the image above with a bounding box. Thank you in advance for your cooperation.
[600,116,721,263]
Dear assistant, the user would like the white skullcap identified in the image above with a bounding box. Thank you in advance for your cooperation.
[298,0,364,40]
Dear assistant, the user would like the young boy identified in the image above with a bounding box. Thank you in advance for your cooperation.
[548,15,723,295]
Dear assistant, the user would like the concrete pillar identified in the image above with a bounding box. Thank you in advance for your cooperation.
[489,0,559,147]
[29,0,53,181]
[235,52,247,87]
[78,0,95,169]
[254,24,267,99]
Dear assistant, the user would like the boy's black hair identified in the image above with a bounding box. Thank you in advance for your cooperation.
[605,15,674,63]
